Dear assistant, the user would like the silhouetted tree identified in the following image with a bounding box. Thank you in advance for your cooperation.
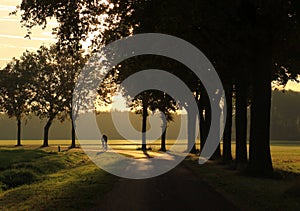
[149,92,177,152]
[128,90,177,151]
[0,53,37,146]
[222,83,233,162]
[235,75,249,168]
[129,91,152,151]
[17,0,109,51]
[32,46,71,147]
[53,43,86,148]
[18,0,300,177]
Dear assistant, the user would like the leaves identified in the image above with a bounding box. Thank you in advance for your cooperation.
[30,45,86,122]
[0,52,37,120]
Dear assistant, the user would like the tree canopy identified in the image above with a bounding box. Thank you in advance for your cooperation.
[0,52,37,145]
[13,0,300,177]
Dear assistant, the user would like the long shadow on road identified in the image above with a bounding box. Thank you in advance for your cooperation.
[95,162,239,211]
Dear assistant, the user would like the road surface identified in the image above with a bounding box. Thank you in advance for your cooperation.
[94,162,239,211]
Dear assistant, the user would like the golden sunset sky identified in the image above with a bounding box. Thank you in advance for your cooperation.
[0,0,299,92]
[0,0,57,69]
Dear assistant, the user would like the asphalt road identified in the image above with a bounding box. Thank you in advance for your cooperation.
[95,163,239,211]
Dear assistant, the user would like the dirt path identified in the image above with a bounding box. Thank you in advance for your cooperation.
[94,163,239,211]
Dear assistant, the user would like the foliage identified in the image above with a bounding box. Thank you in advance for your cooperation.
[0,51,38,145]
[31,46,66,121]
[15,0,300,176]
[130,91,177,116]
[17,0,110,50]
[16,0,300,83]
[0,52,37,120]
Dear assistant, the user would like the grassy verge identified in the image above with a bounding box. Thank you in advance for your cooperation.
[184,145,300,211]
[0,147,118,210]
[0,144,299,210]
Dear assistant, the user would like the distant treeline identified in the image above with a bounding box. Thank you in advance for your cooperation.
[0,90,299,141]
[270,90,300,140]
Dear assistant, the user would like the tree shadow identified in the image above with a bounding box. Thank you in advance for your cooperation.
[96,151,107,156]
[142,150,153,158]
[62,145,81,152]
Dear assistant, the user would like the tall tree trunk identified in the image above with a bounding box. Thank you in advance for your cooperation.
[160,119,167,152]
[247,23,273,177]
[235,79,248,168]
[43,118,53,147]
[210,103,221,160]
[141,102,147,151]
[199,92,210,151]
[222,84,233,162]
[212,144,221,160]
[187,110,197,153]
[16,118,22,146]
[70,111,76,148]
[248,73,273,176]
[70,120,76,148]
[199,102,205,151]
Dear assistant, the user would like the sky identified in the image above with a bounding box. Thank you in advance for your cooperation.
[0,0,57,68]
[0,0,300,93]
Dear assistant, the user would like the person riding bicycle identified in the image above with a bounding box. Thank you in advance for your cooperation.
[101,134,108,151]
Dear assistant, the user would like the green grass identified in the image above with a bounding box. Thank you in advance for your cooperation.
[0,143,299,210]
[0,147,117,210]
[271,145,300,174]
[185,145,300,211]
[0,140,81,146]
[0,149,49,170]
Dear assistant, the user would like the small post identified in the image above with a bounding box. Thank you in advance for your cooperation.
[58,145,61,152]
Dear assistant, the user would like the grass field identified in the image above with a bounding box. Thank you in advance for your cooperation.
[185,145,300,211]
[0,147,117,210]
[0,141,299,210]
[1,139,299,150]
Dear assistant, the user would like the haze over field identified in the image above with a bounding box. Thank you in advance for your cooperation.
[0,90,299,141]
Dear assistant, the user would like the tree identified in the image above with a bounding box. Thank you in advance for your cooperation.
[32,46,71,147]
[103,0,238,158]
[53,43,86,148]
[18,0,300,177]
[149,92,177,152]
[0,52,37,146]
[233,0,299,176]
[129,91,152,151]
[120,0,300,174]
[129,90,177,151]
[234,74,249,168]
[17,1,115,147]
[17,0,209,154]
[159,111,173,152]
[113,54,201,152]
[18,0,109,51]
[222,83,233,162]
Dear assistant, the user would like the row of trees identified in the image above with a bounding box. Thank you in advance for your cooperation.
[0,45,85,147]
[10,0,300,177]
[0,46,176,151]
[101,0,300,176]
